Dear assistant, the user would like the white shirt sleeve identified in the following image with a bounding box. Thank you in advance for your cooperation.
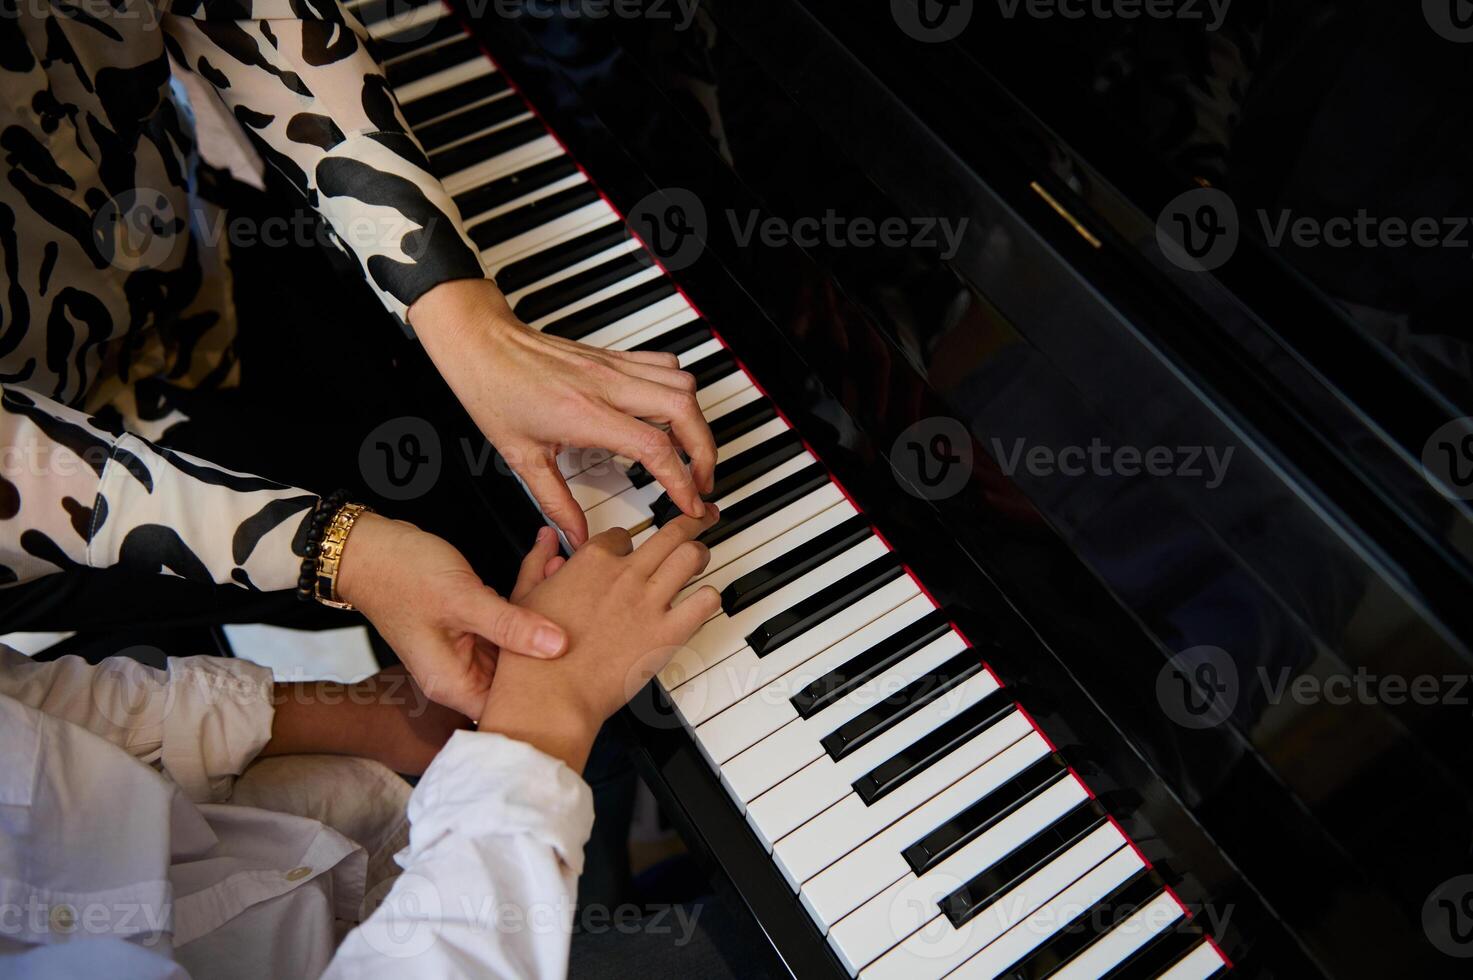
[0,646,275,802]
[323,730,596,980]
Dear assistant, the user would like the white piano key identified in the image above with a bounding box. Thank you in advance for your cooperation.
[460,170,586,226]
[478,199,616,268]
[715,624,969,805]
[655,535,892,689]
[505,238,644,307]
[697,363,750,411]
[368,2,448,41]
[700,384,765,423]
[696,480,844,580]
[832,821,1124,977]
[712,417,791,464]
[578,293,695,350]
[1049,890,1184,980]
[445,136,563,201]
[746,666,996,848]
[773,708,1033,890]
[712,451,816,511]
[679,500,855,602]
[692,593,933,765]
[1159,941,1229,980]
[799,733,1058,930]
[678,337,725,367]
[393,56,495,106]
[672,573,920,729]
[923,846,1145,980]
[583,479,668,536]
[567,459,637,511]
[527,265,668,330]
[557,446,613,480]
[606,312,705,352]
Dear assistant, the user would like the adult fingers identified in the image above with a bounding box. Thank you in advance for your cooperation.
[452,585,567,659]
[513,448,589,548]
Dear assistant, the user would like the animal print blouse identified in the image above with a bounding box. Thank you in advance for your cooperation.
[0,0,486,589]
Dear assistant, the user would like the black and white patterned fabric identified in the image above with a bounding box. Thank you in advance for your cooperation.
[0,0,487,589]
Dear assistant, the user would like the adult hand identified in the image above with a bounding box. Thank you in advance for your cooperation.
[477,509,722,771]
[335,514,569,717]
[408,278,717,547]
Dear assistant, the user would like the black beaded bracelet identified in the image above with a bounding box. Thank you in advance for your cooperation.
[296,489,349,602]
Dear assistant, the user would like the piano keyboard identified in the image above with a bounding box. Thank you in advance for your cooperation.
[356,2,1234,976]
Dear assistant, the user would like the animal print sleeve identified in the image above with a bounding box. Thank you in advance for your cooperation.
[0,385,317,590]
[158,0,488,324]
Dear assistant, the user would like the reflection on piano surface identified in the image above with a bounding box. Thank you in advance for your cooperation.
[362,1,1473,977]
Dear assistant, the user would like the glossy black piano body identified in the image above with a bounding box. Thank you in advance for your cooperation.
[374,2,1473,976]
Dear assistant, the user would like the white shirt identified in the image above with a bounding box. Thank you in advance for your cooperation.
[0,648,595,979]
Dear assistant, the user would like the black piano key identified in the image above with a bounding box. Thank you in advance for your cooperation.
[1102,923,1211,980]
[791,608,952,720]
[631,319,710,356]
[542,276,678,341]
[939,807,1107,929]
[747,552,905,657]
[514,250,654,324]
[467,183,602,249]
[403,72,510,127]
[1005,873,1159,980]
[708,397,778,447]
[698,464,829,547]
[431,118,549,180]
[493,222,629,295]
[451,155,577,221]
[721,515,872,615]
[902,755,1070,876]
[688,348,738,389]
[820,647,983,762]
[377,15,461,60]
[851,689,1016,805]
[651,430,803,526]
[353,0,436,27]
[416,94,524,154]
[384,36,477,89]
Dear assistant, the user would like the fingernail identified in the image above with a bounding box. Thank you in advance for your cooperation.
[534,626,565,656]
[692,499,706,517]
[537,526,553,542]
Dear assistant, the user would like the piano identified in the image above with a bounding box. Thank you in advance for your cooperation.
[352,1,1473,977]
